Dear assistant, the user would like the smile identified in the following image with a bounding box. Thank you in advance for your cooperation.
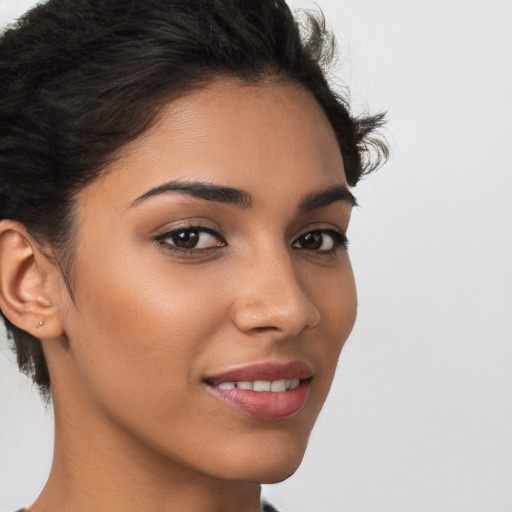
[217,378,301,392]
[205,361,312,420]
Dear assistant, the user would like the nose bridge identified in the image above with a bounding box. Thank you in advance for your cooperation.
[232,242,320,337]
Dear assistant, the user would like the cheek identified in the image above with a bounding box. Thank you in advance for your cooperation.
[304,256,357,386]
[65,248,229,417]
[323,262,357,344]
[305,254,357,338]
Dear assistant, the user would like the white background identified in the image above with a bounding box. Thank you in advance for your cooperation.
[1,0,511,511]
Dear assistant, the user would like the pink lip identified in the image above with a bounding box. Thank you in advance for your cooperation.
[205,361,312,421]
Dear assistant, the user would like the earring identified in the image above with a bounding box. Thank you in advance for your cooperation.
[38,320,44,327]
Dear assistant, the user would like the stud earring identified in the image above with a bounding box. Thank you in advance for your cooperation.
[38,320,44,327]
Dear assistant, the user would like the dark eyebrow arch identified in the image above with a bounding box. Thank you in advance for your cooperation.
[129,180,253,208]
[299,185,358,212]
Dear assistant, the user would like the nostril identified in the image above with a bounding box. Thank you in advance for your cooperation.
[231,270,320,336]
[251,326,279,333]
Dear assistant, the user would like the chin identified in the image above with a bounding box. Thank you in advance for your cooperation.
[257,460,303,485]
[221,457,305,485]
[208,432,310,484]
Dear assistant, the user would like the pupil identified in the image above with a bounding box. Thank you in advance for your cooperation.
[301,232,322,250]
[172,230,199,248]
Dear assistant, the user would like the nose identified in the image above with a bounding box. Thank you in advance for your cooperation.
[231,248,320,339]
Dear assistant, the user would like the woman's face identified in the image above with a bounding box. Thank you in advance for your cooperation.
[52,79,357,483]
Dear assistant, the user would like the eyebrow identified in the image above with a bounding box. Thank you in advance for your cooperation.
[129,180,356,210]
[299,185,358,211]
[130,180,253,208]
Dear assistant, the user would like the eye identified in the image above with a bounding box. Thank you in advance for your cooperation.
[155,226,226,251]
[292,229,348,252]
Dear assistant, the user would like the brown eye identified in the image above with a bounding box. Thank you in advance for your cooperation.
[155,227,226,251]
[297,232,324,250]
[292,229,348,252]
[172,230,200,248]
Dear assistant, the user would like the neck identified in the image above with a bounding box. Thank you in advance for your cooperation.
[30,387,261,512]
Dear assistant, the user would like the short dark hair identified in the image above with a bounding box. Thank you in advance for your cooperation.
[0,0,388,397]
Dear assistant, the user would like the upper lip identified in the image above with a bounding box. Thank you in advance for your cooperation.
[205,361,313,385]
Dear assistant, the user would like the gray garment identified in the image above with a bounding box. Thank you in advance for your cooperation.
[15,505,279,512]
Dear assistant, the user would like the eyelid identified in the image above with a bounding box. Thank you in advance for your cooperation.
[154,223,226,252]
[293,224,347,239]
[154,224,223,241]
[152,221,348,257]
[292,226,349,252]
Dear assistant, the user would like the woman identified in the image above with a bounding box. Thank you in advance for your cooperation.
[0,0,387,510]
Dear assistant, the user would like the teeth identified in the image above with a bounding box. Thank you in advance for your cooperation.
[218,382,236,389]
[270,379,287,392]
[253,380,271,392]
[237,381,253,390]
[216,378,301,392]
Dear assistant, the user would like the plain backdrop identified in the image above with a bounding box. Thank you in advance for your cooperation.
[1,0,511,511]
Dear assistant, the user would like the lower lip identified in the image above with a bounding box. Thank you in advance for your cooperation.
[207,380,310,421]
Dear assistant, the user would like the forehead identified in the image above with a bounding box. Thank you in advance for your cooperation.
[81,79,346,209]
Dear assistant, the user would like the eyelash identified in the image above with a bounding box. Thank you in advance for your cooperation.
[292,229,348,253]
[154,225,226,254]
[154,225,348,255]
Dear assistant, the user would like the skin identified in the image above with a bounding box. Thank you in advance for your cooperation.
[0,79,357,512]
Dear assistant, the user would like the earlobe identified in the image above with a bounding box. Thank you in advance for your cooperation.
[0,220,65,339]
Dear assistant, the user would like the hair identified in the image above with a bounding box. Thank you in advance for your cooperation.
[0,0,388,398]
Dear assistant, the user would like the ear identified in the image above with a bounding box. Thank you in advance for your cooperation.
[0,220,65,339]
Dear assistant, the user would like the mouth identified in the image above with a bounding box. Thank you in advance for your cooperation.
[204,361,312,421]
[216,378,302,392]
